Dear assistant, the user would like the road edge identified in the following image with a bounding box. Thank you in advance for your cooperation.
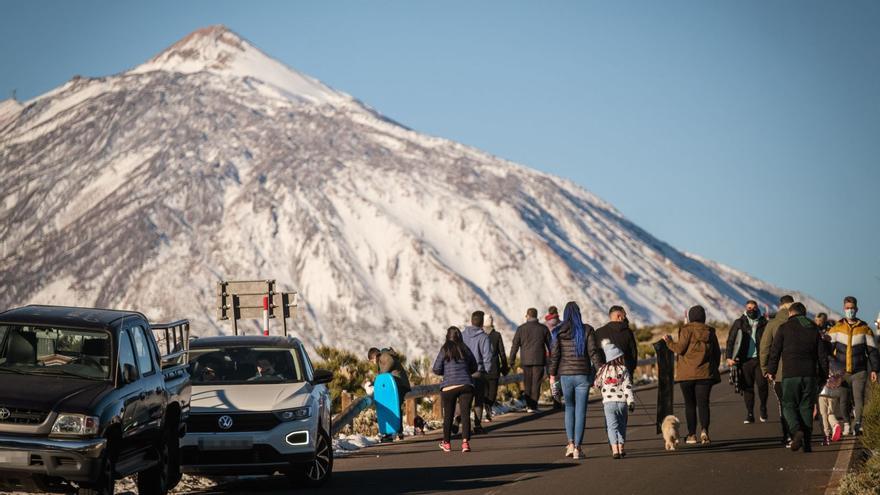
[824,437,859,495]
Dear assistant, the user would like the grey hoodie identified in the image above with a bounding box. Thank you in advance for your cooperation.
[462,325,494,374]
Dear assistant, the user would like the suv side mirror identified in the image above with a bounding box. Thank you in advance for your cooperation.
[121,363,138,384]
[312,369,333,385]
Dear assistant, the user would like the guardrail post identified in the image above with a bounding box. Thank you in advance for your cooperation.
[341,392,353,412]
[433,396,442,420]
[405,398,417,428]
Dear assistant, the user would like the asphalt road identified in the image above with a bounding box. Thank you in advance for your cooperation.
[183,383,855,495]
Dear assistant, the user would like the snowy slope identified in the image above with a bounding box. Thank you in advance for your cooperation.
[0,26,830,357]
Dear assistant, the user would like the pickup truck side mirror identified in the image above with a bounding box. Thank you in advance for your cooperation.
[121,363,138,384]
[312,369,333,385]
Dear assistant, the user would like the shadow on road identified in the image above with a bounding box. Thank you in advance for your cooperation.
[625,435,834,458]
[193,463,578,494]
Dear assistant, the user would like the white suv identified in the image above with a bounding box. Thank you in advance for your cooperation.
[181,335,333,486]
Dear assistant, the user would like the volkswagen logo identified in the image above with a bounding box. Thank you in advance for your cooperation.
[0,408,10,420]
[217,415,234,430]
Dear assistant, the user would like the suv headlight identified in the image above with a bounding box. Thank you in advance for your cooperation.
[51,414,100,436]
[275,407,311,421]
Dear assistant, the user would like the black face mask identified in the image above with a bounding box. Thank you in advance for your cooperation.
[746,309,760,319]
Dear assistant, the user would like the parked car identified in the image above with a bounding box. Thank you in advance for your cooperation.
[0,305,191,495]
[182,335,333,486]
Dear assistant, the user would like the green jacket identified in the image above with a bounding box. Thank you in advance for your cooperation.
[760,306,789,380]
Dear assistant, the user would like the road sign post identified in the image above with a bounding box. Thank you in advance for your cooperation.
[217,279,298,336]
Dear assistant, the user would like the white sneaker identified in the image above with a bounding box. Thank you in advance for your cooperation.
[572,447,583,459]
[565,445,574,457]
[843,423,851,436]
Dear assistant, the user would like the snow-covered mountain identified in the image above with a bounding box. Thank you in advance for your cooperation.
[0,26,828,356]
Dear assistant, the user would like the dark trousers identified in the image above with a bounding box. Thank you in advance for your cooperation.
[442,385,474,442]
[741,358,769,416]
[772,381,791,441]
[471,375,487,428]
[522,365,545,410]
[485,377,500,418]
[680,380,713,436]
[781,377,817,439]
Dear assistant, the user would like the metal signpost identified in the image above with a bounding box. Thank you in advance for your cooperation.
[217,279,298,336]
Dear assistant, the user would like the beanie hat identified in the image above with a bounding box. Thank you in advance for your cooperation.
[601,338,623,362]
[688,305,707,324]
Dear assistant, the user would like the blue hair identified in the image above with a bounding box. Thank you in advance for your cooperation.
[563,301,586,357]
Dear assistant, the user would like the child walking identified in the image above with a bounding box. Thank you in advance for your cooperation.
[818,362,845,445]
[595,339,635,459]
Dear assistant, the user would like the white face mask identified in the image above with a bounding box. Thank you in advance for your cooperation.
[844,308,857,320]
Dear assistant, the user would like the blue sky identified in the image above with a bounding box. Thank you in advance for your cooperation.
[2,1,879,323]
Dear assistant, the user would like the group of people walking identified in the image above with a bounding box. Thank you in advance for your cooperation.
[426,293,879,456]
[725,295,880,451]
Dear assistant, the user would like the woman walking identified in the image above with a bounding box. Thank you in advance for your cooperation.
[595,339,635,459]
[433,326,479,453]
[663,305,722,445]
[548,301,597,459]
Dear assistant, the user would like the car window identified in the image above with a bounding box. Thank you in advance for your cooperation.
[118,330,138,381]
[0,325,111,380]
[130,326,155,376]
[189,347,304,384]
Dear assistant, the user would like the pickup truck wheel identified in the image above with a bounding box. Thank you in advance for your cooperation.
[78,453,115,495]
[287,428,333,488]
[137,428,178,495]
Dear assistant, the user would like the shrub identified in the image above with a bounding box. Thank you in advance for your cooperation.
[838,382,880,495]
[313,346,374,413]
[861,382,880,451]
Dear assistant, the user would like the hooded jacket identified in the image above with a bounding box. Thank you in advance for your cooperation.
[462,325,494,375]
[726,313,768,362]
[668,322,721,382]
[549,320,596,376]
[826,318,880,374]
[377,349,411,394]
[591,321,639,375]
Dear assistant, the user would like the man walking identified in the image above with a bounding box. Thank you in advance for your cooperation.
[760,294,795,446]
[726,300,769,423]
[766,302,829,453]
[593,306,639,377]
[509,308,551,412]
[826,296,880,435]
[462,311,494,434]
[483,315,509,421]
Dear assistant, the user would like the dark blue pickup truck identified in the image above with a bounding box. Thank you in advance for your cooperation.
[0,305,191,495]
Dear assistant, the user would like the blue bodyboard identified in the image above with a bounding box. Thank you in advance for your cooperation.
[374,373,402,436]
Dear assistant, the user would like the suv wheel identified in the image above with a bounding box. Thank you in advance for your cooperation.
[288,428,333,487]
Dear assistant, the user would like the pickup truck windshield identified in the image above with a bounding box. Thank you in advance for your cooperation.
[0,325,111,380]
[190,347,304,384]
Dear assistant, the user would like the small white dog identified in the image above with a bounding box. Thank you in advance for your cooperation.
[662,415,681,451]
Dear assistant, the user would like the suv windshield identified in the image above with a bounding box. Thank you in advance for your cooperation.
[190,347,304,384]
[0,325,111,380]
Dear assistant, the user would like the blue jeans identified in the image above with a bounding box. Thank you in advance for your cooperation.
[560,374,593,445]
[603,401,628,444]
